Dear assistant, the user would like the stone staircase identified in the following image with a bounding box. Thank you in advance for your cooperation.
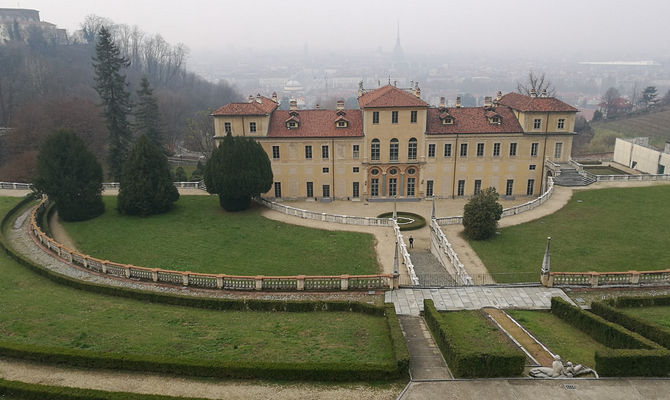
[553,167,595,186]
[409,250,457,287]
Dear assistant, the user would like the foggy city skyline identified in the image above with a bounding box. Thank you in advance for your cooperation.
[3,0,670,61]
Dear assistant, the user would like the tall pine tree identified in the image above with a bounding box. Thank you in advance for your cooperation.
[134,76,164,150]
[93,26,132,181]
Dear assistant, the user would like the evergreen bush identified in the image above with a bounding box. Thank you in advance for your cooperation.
[462,187,503,240]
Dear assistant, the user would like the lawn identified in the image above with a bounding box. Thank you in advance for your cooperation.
[468,185,670,283]
[61,196,378,276]
[583,166,628,175]
[434,310,517,354]
[507,310,609,368]
[0,197,393,366]
[618,306,670,330]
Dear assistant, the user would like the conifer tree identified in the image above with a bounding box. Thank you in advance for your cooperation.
[204,133,273,211]
[93,26,132,181]
[118,135,179,216]
[134,76,164,150]
[33,129,105,222]
[463,187,503,240]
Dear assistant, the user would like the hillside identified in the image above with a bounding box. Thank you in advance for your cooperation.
[583,108,670,153]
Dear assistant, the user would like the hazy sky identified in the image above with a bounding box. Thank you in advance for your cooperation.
[3,0,669,59]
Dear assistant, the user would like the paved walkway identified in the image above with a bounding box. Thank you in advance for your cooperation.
[398,316,452,380]
[385,286,573,315]
[409,250,455,286]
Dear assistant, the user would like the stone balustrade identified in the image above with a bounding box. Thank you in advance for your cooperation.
[545,269,670,287]
[391,219,419,286]
[28,199,396,291]
[255,197,392,226]
[1,181,206,191]
[0,182,33,190]
[429,218,473,285]
[593,174,670,182]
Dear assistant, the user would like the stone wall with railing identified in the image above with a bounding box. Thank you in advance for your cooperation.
[0,182,33,190]
[255,197,393,226]
[28,199,396,291]
[545,270,670,288]
[391,219,419,285]
[429,218,473,285]
[434,177,555,226]
[1,181,206,191]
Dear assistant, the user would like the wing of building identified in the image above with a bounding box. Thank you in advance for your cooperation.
[212,85,577,200]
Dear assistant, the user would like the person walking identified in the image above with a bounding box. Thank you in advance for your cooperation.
[408,236,414,248]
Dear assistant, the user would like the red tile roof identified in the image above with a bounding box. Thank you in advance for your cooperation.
[268,109,363,138]
[498,92,578,112]
[426,106,523,135]
[358,85,428,108]
[212,96,278,116]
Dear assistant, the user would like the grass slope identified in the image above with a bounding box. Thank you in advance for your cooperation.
[619,306,670,330]
[61,196,378,276]
[0,197,393,366]
[586,108,670,153]
[469,185,670,282]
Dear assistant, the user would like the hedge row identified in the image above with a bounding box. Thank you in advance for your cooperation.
[384,303,410,376]
[0,378,206,400]
[595,349,670,377]
[423,299,524,378]
[591,301,670,350]
[550,297,659,350]
[607,294,670,308]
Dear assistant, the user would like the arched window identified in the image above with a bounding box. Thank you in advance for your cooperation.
[371,139,380,161]
[390,138,399,161]
[408,138,417,160]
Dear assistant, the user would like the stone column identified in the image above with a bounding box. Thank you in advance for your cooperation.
[297,275,305,291]
[382,173,387,196]
[340,275,349,290]
[540,237,552,287]
[255,276,263,290]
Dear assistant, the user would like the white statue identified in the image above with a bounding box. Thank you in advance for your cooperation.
[529,355,595,379]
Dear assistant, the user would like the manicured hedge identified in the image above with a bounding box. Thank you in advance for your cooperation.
[607,294,670,308]
[384,303,410,376]
[591,301,670,350]
[0,378,206,400]
[423,299,524,378]
[595,349,670,377]
[550,297,659,350]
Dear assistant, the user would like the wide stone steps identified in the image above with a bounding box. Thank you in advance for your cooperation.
[553,168,595,187]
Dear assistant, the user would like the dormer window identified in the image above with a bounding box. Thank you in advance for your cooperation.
[336,121,348,128]
[484,110,502,125]
[285,113,300,129]
[442,117,454,125]
[492,116,501,124]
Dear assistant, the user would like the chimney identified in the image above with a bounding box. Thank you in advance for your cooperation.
[456,96,462,108]
[256,93,262,103]
[664,142,670,154]
[358,80,364,97]
[315,104,320,109]
[248,95,254,103]
[496,91,502,102]
[484,96,492,108]
[541,89,547,98]
[415,86,421,98]
[336,100,344,110]
[272,92,278,103]
[439,97,446,108]
[289,100,297,111]
[530,88,537,97]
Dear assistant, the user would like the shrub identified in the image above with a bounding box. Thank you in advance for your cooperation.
[32,129,105,222]
[376,212,426,231]
[384,303,410,376]
[595,349,670,377]
[591,301,670,350]
[462,187,503,240]
[173,166,187,181]
[607,295,670,308]
[117,135,179,216]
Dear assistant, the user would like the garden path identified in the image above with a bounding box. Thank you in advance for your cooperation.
[398,315,453,380]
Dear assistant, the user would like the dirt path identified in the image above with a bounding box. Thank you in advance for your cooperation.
[0,357,400,400]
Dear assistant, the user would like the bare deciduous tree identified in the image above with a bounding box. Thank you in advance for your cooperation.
[517,71,556,97]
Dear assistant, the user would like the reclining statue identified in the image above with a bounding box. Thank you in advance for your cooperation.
[529,355,595,378]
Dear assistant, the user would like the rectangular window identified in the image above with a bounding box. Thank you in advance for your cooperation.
[371,141,380,161]
[444,143,452,157]
[460,143,468,157]
[476,143,484,157]
[554,142,563,159]
[428,143,436,158]
[506,179,514,196]
[509,142,517,156]
[457,180,465,196]
[407,177,415,197]
[493,143,501,157]
[390,141,399,161]
[372,111,379,124]
[371,178,379,197]
[531,142,539,157]
[322,184,330,198]
[305,145,312,159]
[533,118,541,129]
[353,167,360,173]
[249,122,256,133]
[408,140,417,160]
[526,179,535,196]
[274,182,281,198]
[322,145,329,159]
[426,180,434,197]
[322,167,329,173]
[529,164,536,170]
[474,179,482,195]
[410,110,417,123]
[352,144,360,159]
[224,122,231,134]
[557,119,565,129]
[388,178,397,196]
[353,182,360,198]
[272,145,280,159]
[391,111,398,124]
[306,182,313,198]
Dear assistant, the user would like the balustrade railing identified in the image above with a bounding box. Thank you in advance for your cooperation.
[0,182,33,190]
[429,218,473,285]
[255,197,392,227]
[391,219,419,286]
[28,199,396,291]
[546,269,670,287]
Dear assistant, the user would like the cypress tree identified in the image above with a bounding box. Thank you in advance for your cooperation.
[33,129,105,222]
[204,133,273,211]
[93,26,132,181]
[118,135,179,216]
[134,76,164,150]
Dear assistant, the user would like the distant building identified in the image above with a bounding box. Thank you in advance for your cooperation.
[212,85,577,200]
[0,8,67,45]
[613,137,670,174]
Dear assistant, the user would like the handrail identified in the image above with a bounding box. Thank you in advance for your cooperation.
[255,197,392,226]
[390,219,419,285]
[430,218,473,285]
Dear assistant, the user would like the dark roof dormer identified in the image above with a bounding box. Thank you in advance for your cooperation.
[439,109,454,125]
[286,110,300,129]
[334,114,349,128]
[484,110,502,125]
